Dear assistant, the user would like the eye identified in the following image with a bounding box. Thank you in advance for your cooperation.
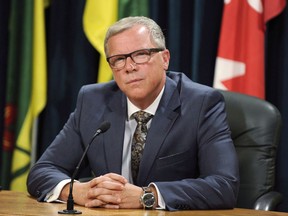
[115,56,126,62]
[110,56,125,65]
[134,50,149,57]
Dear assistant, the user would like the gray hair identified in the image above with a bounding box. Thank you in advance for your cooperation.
[104,16,166,56]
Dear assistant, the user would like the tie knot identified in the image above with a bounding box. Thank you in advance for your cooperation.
[133,111,153,124]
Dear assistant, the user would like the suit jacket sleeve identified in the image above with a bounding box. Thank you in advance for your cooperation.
[26,84,103,201]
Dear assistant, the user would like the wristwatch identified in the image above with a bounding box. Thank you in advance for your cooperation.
[139,187,155,210]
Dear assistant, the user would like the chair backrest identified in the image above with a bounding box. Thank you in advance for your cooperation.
[219,90,282,209]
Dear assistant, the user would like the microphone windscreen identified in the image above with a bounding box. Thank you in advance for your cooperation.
[99,121,111,133]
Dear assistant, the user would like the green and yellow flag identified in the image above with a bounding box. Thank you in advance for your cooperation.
[10,0,47,191]
[2,0,47,191]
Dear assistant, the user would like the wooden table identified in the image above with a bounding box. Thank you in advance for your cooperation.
[0,190,287,216]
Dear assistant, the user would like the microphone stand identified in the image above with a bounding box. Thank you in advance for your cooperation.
[58,121,110,214]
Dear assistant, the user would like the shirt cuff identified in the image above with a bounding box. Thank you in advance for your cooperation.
[149,182,166,210]
[44,179,71,203]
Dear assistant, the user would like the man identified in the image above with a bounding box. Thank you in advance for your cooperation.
[27,16,239,211]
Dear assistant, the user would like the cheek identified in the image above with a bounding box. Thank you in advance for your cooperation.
[113,73,124,87]
[113,72,132,95]
[145,71,164,90]
[112,70,124,81]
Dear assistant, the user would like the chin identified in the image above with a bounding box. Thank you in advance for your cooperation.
[128,92,147,102]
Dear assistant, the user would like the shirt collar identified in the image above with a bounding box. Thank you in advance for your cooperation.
[127,86,165,120]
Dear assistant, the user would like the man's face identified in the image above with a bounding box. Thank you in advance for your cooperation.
[106,25,170,109]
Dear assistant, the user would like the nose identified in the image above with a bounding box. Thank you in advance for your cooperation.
[125,57,137,72]
[129,63,136,70]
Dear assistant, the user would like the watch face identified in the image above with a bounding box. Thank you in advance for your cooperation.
[143,193,155,207]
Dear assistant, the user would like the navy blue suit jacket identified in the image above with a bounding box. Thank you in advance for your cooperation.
[27,71,239,210]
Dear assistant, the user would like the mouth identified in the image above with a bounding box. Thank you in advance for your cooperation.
[126,78,143,85]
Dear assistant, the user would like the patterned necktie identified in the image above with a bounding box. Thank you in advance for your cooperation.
[131,111,153,183]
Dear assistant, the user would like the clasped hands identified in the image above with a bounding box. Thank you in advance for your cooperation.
[60,173,143,209]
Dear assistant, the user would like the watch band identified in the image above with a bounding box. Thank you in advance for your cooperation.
[142,186,152,193]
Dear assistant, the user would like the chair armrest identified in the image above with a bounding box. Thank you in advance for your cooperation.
[254,191,283,211]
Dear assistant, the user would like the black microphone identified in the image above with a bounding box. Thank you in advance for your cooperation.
[58,121,111,214]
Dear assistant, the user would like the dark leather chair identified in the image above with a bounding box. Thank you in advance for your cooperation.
[219,90,282,211]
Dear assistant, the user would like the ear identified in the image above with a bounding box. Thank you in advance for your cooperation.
[162,49,170,70]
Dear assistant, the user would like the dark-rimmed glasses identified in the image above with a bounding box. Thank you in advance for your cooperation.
[106,48,164,70]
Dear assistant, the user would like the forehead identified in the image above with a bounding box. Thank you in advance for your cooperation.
[107,25,154,55]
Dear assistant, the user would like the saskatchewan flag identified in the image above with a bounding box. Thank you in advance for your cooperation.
[2,0,47,191]
[83,0,149,83]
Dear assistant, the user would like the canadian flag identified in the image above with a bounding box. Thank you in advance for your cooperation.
[213,0,286,99]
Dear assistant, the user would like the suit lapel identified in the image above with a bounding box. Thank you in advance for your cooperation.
[137,77,181,185]
[103,91,127,174]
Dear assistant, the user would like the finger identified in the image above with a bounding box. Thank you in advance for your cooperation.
[85,195,121,208]
[96,180,125,191]
[89,176,110,188]
[102,204,120,209]
[88,182,124,198]
[87,187,122,199]
[97,194,121,205]
[84,199,106,208]
[104,173,128,184]
[90,173,127,187]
